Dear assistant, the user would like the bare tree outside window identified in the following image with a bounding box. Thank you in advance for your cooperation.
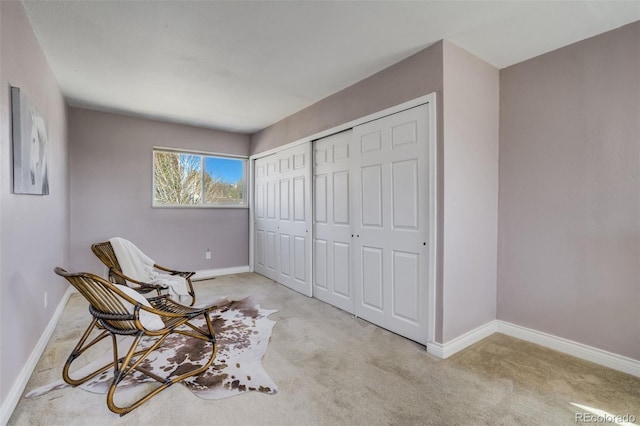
[153,149,246,207]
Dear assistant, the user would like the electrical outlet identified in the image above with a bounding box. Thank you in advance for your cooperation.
[205,249,211,260]
[44,292,48,309]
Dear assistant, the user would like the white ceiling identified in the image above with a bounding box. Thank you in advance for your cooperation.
[23,1,640,134]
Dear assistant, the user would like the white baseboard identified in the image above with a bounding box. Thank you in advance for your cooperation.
[426,319,639,378]
[193,265,251,281]
[0,287,74,425]
[426,341,445,358]
[496,321,640,378]
[427,320,498,359]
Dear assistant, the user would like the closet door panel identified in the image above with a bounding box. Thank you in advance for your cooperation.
[333,171,349,224]
[266,231,277,274]
[333,242,351,298]
[294,236,306,283]
[360,165,383,228]
[275,143,313,296]
[314,175,327,223]
[312,130,355,314]
[353,104,429,345]
[279,179,290,220]
[392,159,419,230]
[361,246,384,311]
[392,250,420,324]
[314,239,328,289]
[254,154,279,281]
[255,230,265,269]
[293,176,306,222]
[255,143,312,296]
[279,234,291,278]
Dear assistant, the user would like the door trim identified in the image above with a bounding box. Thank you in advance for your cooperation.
[250,93,438,345]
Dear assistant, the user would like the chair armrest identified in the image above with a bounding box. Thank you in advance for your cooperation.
[152,264,197,306]
[145,295,217,317]
[109,268,164,293]
[154,264,195,279]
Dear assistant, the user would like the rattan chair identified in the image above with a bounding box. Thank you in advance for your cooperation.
[91,240,197,306]
[54,267,218,416]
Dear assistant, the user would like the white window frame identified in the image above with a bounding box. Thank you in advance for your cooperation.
[152,147,248,208]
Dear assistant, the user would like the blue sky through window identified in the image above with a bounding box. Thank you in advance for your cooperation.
[204,157,243,183]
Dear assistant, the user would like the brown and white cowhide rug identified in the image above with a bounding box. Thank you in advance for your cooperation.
[27,297,278,400]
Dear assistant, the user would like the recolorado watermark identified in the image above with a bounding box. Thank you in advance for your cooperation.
[575,412,637,424]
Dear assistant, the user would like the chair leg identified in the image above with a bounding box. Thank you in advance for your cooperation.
[62,318,114,386]
[106,325,218,416]
[185,276,196,306]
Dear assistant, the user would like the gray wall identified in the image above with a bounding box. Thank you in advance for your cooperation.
[251,42,444,155]
[251,41,502,345]
[498,22,640,360]
[251,42,448,341]
[251,41,502,346]
[69,108,251,274]
[0,1,69,407]
[442,42,499,342]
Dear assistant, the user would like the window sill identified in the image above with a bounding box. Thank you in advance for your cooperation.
[152,204,249,209]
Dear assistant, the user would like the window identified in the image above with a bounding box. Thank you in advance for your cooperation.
[153,148,247,207]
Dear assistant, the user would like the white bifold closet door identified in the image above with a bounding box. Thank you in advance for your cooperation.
[313,130,355,314]
[353,104,429,344]
[313,104,429,344]
[254,154,279,281]
[254,142,313,297]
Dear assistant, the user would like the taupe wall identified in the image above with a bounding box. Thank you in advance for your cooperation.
[69,108,251,274]
[498,22,640,360]
[0,1,69,407]
[250,40,503,345]
[442,42,499,342]
[251,42,447,341]
[250,42,444,155]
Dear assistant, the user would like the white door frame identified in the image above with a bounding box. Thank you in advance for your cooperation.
[250,93,438,346]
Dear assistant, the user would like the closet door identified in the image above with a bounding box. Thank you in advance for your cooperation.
[254,143,313,296]
[353,104,429,344]
[276,143,313,296]
[313,130,355,314]
[254,154,279,281]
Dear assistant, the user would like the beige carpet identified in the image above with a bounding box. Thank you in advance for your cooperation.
[10,273,640,425]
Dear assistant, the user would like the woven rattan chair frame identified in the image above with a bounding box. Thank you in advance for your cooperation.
[54,267,218,416]
[91,241,197,306]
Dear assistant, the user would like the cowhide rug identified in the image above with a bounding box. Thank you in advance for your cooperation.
[27,296,278,400]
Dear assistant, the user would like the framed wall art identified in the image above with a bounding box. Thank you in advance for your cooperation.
[11,86,49,195]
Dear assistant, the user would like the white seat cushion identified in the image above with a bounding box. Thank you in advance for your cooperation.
[114,284,165,331]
